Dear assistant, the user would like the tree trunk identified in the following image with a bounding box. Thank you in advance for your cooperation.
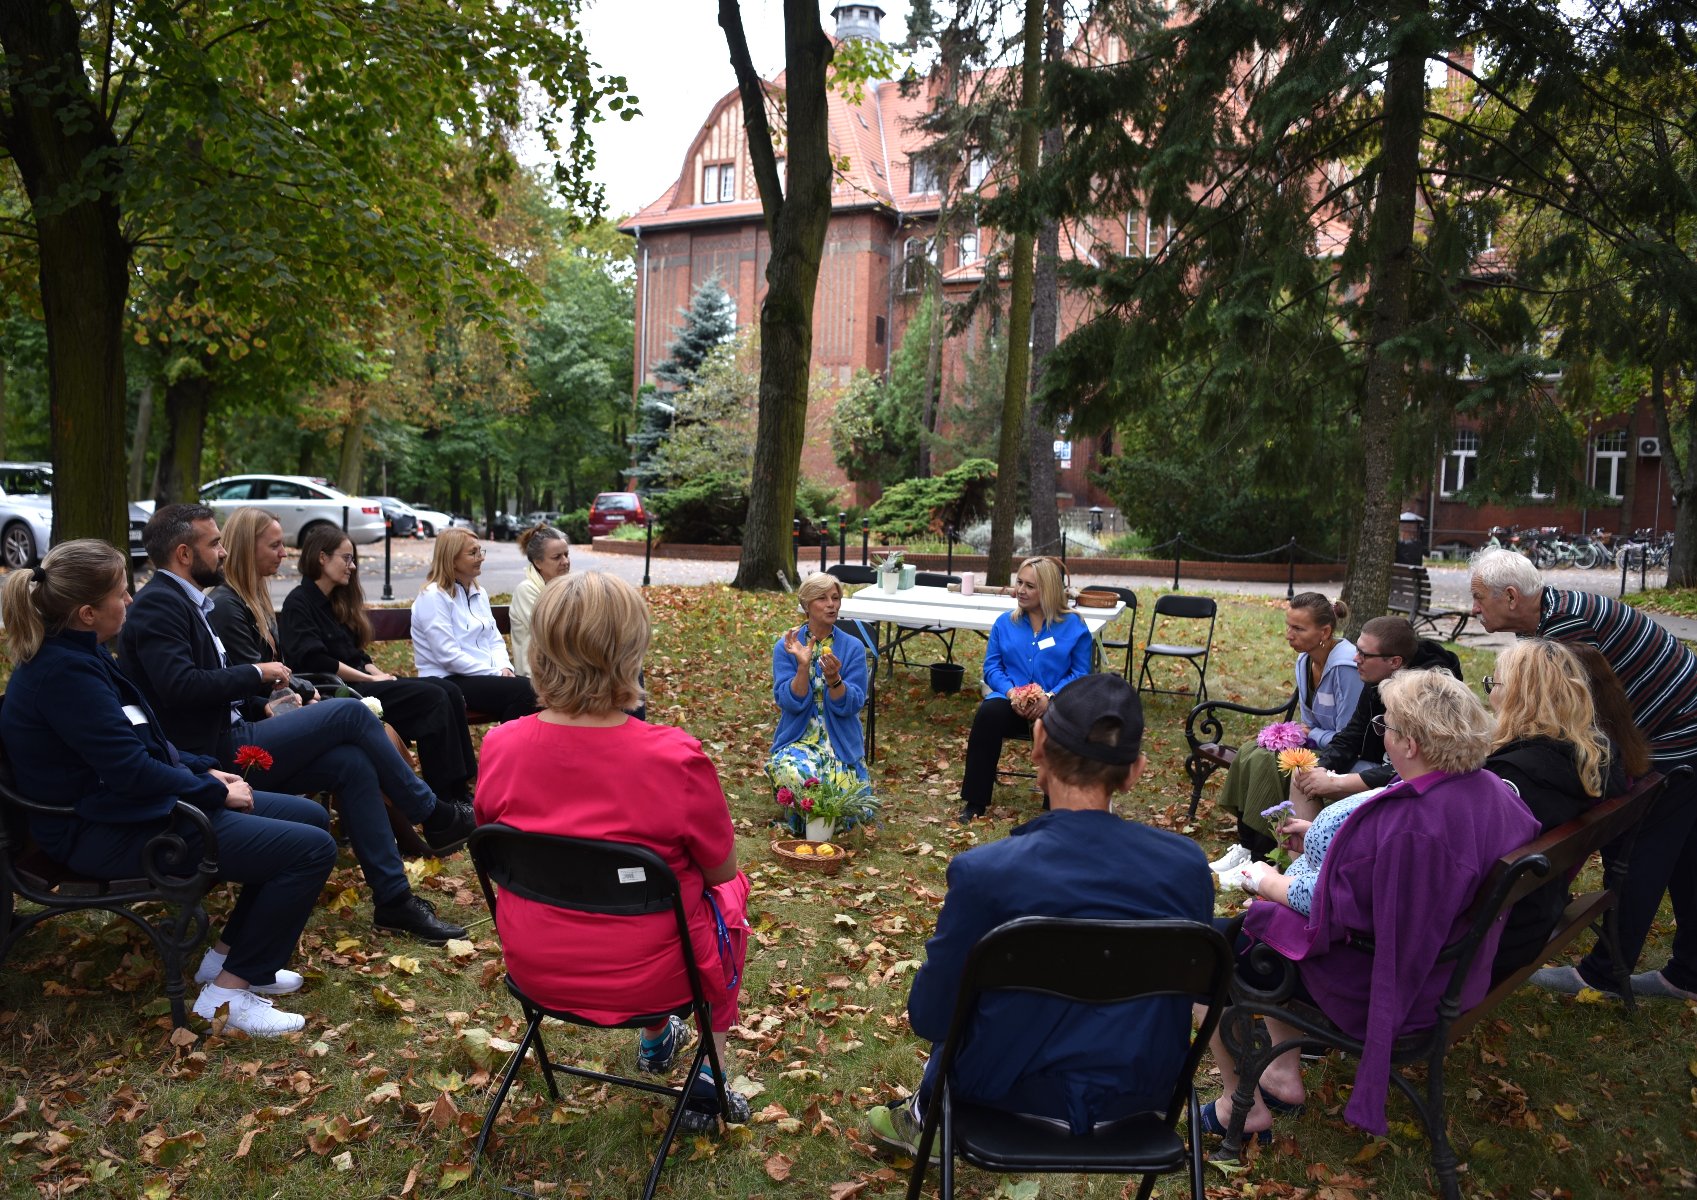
[128,377,155,501]
[0,353,7,460]
[480,459,496,528]
[919,256,944,478]
[1025,2,1064,560]
[1341,24,1426,641]
[722,0,834,590]
[0,0,131,549]
[337,390,367,493]
[986,0,1046,587]
[1652,361,1697,587]
[153,374,212,505]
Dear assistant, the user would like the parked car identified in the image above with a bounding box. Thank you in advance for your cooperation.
[197,474,385,547]
[376,497,452,538]
[377,499,420,539]
[0,461,149,568]
[487,511,526,542]
[588,491,646,537]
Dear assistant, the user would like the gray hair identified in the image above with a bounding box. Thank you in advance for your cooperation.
[796,571,843,612]
[1469,546,1542,596]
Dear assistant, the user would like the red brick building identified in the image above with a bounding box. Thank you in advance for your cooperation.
[617,4,1113,508]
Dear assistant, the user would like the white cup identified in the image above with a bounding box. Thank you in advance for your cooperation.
[961,572,974,595]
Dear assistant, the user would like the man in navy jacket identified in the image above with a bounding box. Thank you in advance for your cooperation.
[120,504,473,943]
[868,675,1213,1149]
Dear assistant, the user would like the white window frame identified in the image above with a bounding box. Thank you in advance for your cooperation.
[958,232,979,266]
[1440,429,1478,497]
[910,158,939,194]
[718,163,735,202]
[1593,429,1628,499]
[901,236,929,293]
[966,149,989,190]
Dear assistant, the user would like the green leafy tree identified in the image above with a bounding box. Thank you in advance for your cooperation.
[633,277,736,486]
[646,330,760,489]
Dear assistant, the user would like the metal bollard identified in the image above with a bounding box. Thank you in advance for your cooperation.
[1286,536,1297,600]
[1061,531,1067,566]
[861,517,870,566]
[642,516,653,587]
[838,510,847,566]
[1172,534,1182,592]
[382,519,394,601]
[945,525,954,575]
[819,517,828,572]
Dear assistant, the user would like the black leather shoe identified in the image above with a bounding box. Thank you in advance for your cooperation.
[421,800,475,855]
[956,805,984,824]
[373,893,467,944]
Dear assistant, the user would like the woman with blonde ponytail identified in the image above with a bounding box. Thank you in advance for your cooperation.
[0,539,336,1037]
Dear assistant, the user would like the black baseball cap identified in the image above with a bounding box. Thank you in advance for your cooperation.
[1039,674,1144,763]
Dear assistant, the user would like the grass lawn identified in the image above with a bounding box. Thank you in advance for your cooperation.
[2,586,1693,1199]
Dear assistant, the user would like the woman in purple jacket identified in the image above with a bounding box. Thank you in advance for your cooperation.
[1202,668,1538,1140]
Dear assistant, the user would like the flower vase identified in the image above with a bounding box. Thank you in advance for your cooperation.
[805,816,838,843]
[879,569,900,593]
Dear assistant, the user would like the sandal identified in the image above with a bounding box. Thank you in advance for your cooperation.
[1197,1099,1272,1145]
[1257,1088,1306,1118]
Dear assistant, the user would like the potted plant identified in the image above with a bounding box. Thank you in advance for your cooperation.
[772,761,879,842]
[875,550,904,593]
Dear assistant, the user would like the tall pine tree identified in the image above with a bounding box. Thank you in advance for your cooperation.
[631,278,735,485]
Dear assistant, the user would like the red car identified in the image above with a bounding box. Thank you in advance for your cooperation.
[588,491,647,536]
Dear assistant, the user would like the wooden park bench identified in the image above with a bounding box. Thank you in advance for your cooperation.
[1388,563,1471,641]
[1181,690,1299,821]
[1213,767,1676,1199]
[363,604,511,726]
[0,708,218,1030]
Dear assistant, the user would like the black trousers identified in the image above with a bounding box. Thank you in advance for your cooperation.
[959,697,1035,813]
[443,673,540,724]
[361,676,476,803]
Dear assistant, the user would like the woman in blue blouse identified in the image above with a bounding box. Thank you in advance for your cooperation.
[0,540,336,1037]
[766,573,877,834]
[958,556,1092,822]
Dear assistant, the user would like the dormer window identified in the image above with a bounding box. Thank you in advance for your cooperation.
[703,162,736,204]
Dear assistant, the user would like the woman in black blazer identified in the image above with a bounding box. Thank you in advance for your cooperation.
[276,526,478,807]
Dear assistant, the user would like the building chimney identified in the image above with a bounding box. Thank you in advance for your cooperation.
[831,3,885,42]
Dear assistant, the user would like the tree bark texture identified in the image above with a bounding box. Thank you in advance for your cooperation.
[0,0,131,550]
[1023,0,1064,559]
[986,0,1046,587]
[337,389,368,494]
[721,0,834,590]
[0,355,8,460]
[1650,360,1697,587]
[1343,26,1426,641]
[128,378,154,501]
[154,374,211,505]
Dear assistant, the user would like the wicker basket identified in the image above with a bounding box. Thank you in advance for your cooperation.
[772,838,853,875]
[1075,588,1121,609]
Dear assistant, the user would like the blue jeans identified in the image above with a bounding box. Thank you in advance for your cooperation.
[1580,762,1697,991]
[67,791,336,987]
[233,698,438,907]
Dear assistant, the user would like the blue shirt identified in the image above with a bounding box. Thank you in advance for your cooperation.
[907,809,1214,1133]
[983,610,1092,700]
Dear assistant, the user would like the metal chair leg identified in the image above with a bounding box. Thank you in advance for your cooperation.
[472,1017,541,1174]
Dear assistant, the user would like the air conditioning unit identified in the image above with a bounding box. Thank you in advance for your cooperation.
[1639,437,1662,458]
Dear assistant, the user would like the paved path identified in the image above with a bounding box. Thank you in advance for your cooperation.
[249,539,1696,647]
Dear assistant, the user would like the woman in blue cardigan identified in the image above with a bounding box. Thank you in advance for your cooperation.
[958,556,1093,822]
[0,540,337,1037]
[766,572,877,834]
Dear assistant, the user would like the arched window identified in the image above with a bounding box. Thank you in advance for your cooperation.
[901,236,929,292]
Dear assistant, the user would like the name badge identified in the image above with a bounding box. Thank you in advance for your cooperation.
[1037,636,1056,649]
[121,704,148,725]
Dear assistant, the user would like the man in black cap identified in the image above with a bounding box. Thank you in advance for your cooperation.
[868,674,1213,1152]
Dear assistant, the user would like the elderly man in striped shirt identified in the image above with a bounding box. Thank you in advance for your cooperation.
[1469,548,1697,1001]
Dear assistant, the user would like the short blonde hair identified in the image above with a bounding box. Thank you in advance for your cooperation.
[427,528,481,592]
[1018,556,1071,627]
[528,572,648,715]
[1378,667,1492,775]
[796,571,842,612]
[1490,639,1608,797]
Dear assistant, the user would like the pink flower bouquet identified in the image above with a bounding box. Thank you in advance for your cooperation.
[1256,721,1309,753]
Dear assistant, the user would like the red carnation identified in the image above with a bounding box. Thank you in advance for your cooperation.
[234,745,273,778]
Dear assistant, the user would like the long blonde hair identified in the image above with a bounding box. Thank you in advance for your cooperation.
[1489,639,1609,798]
[0,540,127,664]
[426,528,481,593]
[1017,556,1072,628]
[221,507,282,653]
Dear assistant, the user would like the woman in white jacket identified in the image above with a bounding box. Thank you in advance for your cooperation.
[410,529,538,723]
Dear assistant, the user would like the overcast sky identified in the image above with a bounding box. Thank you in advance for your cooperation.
[575,0,915,218]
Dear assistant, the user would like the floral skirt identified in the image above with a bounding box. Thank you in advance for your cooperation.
[764,741,876,836]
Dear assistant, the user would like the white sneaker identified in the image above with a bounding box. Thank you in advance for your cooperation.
[193,954,303,996]
[192,984,307,1036]
[1209,844,1252,874]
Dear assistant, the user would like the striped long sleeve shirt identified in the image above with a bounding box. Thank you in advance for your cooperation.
[1538,587,1697,766]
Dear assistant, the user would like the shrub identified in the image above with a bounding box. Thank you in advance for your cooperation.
[868,458,996,542]
[557,508,590,544]
[647,472,749,544]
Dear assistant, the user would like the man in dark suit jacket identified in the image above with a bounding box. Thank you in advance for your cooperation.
[121,503,474,944]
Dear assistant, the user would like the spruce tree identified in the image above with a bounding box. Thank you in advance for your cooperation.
[652,278,735,392]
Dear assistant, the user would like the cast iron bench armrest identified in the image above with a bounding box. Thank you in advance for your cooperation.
[1181,690,1300,820]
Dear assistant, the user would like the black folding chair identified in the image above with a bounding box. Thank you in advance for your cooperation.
[1136,595,1218,703]
[885,572,962,675]
[467,826,734,1200]
[827,564,877,586]
[907,917,1232,1200]
[1089,586,1141,677]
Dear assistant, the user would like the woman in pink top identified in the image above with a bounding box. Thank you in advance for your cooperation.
[473,572,751,1134]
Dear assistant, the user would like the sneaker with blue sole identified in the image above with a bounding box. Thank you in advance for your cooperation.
[677,1071,751,1135]
[637,1015,690,1074]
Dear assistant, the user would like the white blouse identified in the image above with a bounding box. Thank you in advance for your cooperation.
[411,581,513,677]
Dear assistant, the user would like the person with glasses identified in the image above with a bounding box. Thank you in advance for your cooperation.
[1210,592,1363,874]
[1469,547,1697,1002]
[410,528,539,723]
[1286,617,1462,820]
[279,525,478,810]
[1207,668,1537,1142]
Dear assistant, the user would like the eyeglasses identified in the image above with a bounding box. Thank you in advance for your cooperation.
[335,553,357,565]
[1369,713,1403,738]
[1482,674,1495,695]
[463,547,486,559]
